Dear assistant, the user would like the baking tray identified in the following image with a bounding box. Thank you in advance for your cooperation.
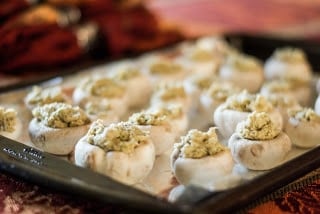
[0,34,320,213]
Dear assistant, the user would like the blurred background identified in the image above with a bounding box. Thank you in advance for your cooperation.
[2,0,320,74]
[148,0,320,38]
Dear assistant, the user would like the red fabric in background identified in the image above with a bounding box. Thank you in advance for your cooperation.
[0,0,29,22]
[0,25,82,73]
[89,6,159,56]
[0,1,183,74]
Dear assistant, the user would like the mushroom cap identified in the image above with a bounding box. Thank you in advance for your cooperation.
[219,65,264,93]
[138,124,176,156]
[0,117,23,140]
[264,57,312,83]
[29,118,90,155]
[74,136,155,185]
[228,132,292,170]
[170,149,234,187]
[73,88,128,119]
[285,118,320,148]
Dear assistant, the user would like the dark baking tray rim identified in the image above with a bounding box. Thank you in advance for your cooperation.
[0,34,320,214]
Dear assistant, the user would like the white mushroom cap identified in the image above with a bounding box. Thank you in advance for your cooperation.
[28,102,91,155]
[0,117,22,140]
[74,121,155,185]
[146,103,189,140]
[72,78,129,118]
[219,54,264,93]
[260,79,312,107]
[29,118,90,155]
[171,150,234,188]
[285,108,320,148]
[136,124,175,156]
[228,132,291,170]
[83,100,119,126]
[200,81,241,127]
[264,47,312,83]
[228,112,291,170]
[109,63,153,109]
[170,128,234,188]
[150,82,192,115]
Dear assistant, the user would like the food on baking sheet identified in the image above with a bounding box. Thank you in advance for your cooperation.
[264,47,312,83]
[260,79,312,107]
[285,108,320,148]
[200,81,241,125]
[147,103,189,139]
[74,120,155,185]
[83,100,119,125]
[228,111,292,170]
[140,54,189,84]
[24,86,71,110]
[72,77,128,118]
[28,102,91,155]
[109,62,153,109]
[183,73,215,114]
[265,94,301,128]
[170,127,233,188]
[213,90,283,140]
[150,82,192,115]
[0,106,22,139]
[2,35,319,197]
[218,53,264,93]
[128,110,175,155]
[176,36,237,76]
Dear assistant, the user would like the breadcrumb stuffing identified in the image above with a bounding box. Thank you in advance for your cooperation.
[154,83,187,101]
[237,111,280,140]
[175,127,226,159]
[206,82,240,102]
[0,107,17,132]
[149,60,182,75]
[224,91,273,112]
[32,102,90,128]
[25,86,66,107]
[87,120,149,154]
[81,78,125,98]
[225,54,262,72]
[273,47,307,63]
[128,111,168,126]
[288,108,320,123]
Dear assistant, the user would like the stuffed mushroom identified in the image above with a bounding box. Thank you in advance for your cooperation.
[218,53,264,93]
[213,90,283,140]
[73,77,129,119]
[74,120,155,185]
[28,102,91,155]
[285,108,320,148]
[0,106,22,140]
[128,110,175,155]
[170,127,234,189]
[264,47,312,83]
[228,111,291,170]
